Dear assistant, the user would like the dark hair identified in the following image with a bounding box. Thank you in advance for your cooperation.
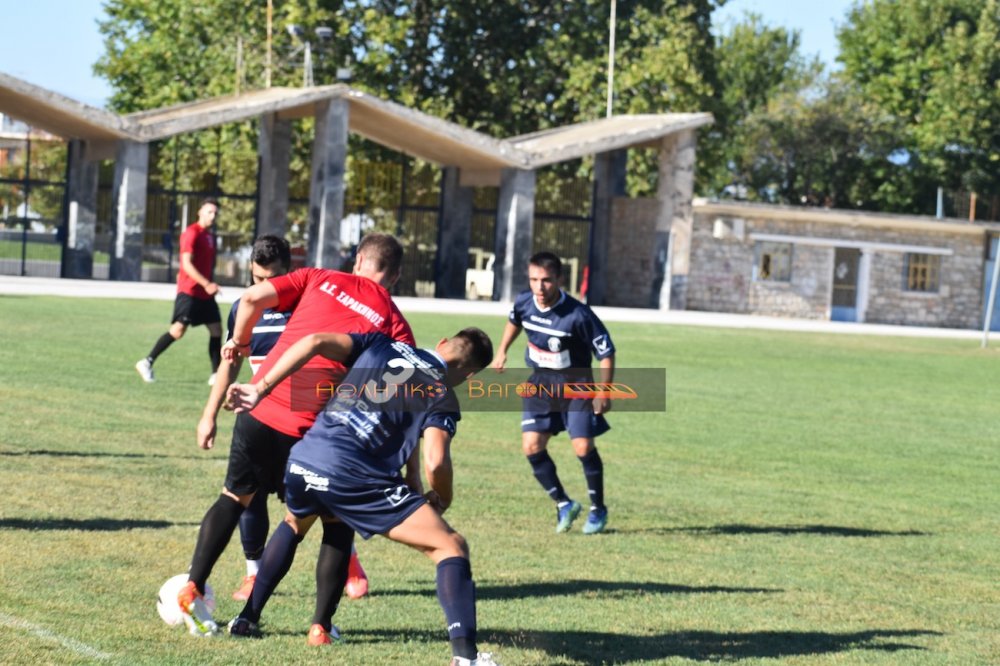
[200,197,220,209]
[251,235,291,271]
[453,327,493,371]
[357,232,403,276]
[529,251,562,277]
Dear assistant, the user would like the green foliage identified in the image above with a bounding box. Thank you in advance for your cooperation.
[838,0,1000,194]
[1,296,999,663]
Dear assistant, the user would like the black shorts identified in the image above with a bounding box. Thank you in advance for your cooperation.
[224,412,300,497]
[171,293,221,327]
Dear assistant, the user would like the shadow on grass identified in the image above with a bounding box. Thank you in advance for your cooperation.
[0,449,203,460]
[631,524,929,537]
[374,579,780,600]
[0,517,199,531]
[355,627,939,662]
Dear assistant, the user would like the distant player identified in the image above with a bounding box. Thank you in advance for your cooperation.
[224,328,500,666]
[176,233,413,638]
[135,198,222,385]
[195,234,293,602]
[491,251,615,535]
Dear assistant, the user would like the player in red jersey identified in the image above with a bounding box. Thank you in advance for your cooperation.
[175,233,415,638]
[136,198,223,384]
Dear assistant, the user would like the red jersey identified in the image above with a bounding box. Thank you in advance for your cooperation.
[250,267,415,437]
[176,223,216,299]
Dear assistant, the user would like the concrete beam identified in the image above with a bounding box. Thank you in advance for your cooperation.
[652,130,696,310]
[435,167,474,299]
[307,99,348,268]
[61,140,100,279]
[256,113,292,238]
[492,168,536,301]
[108,140,149,282]
[588,149,627,305]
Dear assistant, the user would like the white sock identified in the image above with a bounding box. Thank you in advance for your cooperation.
[246,560,259,576]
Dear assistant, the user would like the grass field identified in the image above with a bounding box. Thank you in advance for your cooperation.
[0,295,998,665]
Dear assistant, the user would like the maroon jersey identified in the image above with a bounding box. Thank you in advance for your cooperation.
[176,223,216,299]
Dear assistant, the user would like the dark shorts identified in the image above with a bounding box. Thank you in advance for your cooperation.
[224,412,300,498]
[284,459,426,540]
[521,399,611,439]
[171,292,221,327]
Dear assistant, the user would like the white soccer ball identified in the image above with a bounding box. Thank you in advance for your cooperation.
[156,574,216,627]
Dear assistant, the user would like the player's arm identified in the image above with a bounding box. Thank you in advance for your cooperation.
[224,281,280,361]
[227,333,355,412]
[196,355,243,449]
[593,355,615,415]
[403,445,424,495]
[490,320,522,371]
[421,427,453,513]
[180,252,219,296]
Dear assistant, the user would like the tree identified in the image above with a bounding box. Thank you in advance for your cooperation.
[837,0,1000,196]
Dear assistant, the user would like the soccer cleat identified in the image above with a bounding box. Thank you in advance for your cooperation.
[582,506,609,535]
[555,500,581,533]
[177,580,218,636]
[451,652,501,666]
[228,616,262,639]
[232,574,255,601]
[306,623,342,646]
[207,372,218,386]
[135,358,155,383]
[345,550,369,599]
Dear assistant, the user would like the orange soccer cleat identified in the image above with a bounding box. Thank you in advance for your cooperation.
[345,549,369,599]
[232,574,256,601]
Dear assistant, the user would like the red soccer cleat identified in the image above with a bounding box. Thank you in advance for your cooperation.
[345,550,369,599]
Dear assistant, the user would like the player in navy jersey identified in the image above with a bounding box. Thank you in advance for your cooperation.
[491,251,615,535]
[195,235,291,602]
[224,328,498,666]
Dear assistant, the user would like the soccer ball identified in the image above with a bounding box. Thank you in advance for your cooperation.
[156,574,215,627]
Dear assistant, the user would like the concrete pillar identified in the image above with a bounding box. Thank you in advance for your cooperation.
[652,130,696,310]
[61,139,99,279]
[307,98,348,268]
[435,166,473,299]
[109,140,149,282]
[256,113,291,238]
[492,167,536,301]
[589,149,627,305]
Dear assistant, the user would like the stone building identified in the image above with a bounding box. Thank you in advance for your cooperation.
[679,200,999,329]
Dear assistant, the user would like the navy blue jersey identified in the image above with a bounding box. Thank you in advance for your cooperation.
[289,333,460,483]
[508,290,615,377]
[227,300,293,375]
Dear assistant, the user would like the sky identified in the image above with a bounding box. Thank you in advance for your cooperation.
[0,0,856,110]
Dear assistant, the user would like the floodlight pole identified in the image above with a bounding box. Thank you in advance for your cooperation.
[606,0,617,118]
[982,235,1000,347]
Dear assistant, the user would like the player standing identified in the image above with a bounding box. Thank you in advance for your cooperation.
[225,328,499,666]
[491,251,615,535]
[136,198,223,385]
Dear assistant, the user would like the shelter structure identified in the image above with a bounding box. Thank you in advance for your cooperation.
[0,71,712,307]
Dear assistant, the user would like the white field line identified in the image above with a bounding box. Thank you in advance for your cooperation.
[0,612,112,660]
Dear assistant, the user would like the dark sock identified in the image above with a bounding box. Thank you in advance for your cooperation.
[312,521,354,629]
[239,491,269,561]
[436,556,477,660]
[242,521,302,623]
[147,332,176,364]
[188,494,245,593]
[578,448,604,509]
[526,450,569,503]
[209,336,222,372]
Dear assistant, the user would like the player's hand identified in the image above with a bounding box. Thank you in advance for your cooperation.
[424,490,447,514]
[196,416,217,450]
[221,339,250,361]
[205,282,220,296]
[227,383,262,413]
[490,351,507,372]
[592,396,612,416]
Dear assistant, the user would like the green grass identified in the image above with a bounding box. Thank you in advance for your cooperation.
[0,295,998,665]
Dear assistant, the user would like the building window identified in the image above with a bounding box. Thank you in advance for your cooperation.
[754,241,792,282]
[904,253,940,292]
